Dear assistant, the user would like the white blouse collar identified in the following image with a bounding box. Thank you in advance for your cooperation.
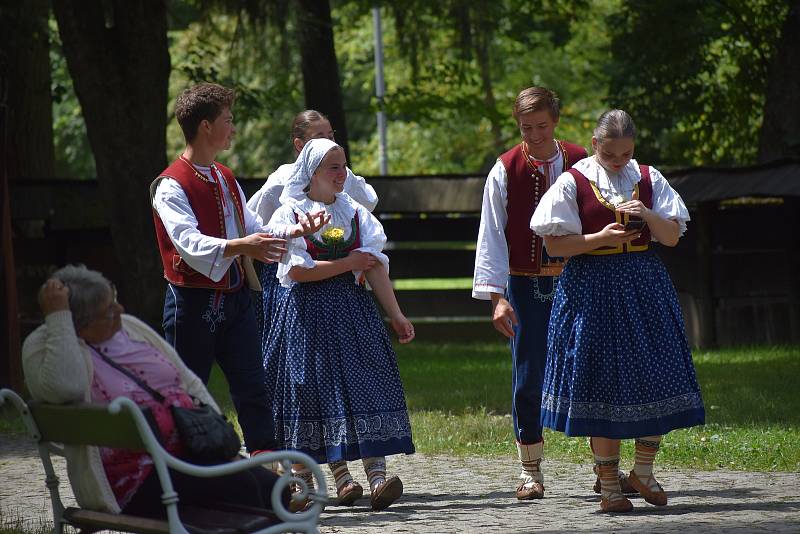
[573,156,641,181]
[288,192,357,222]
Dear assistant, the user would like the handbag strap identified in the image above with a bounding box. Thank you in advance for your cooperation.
[87,343,167,403]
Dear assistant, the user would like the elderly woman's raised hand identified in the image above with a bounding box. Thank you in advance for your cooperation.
[38,278,70,316]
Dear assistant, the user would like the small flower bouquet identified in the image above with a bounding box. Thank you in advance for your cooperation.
[321,226,345,245]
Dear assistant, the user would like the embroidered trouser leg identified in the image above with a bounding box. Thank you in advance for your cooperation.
[507,275,556,444]
[163,283,277,451]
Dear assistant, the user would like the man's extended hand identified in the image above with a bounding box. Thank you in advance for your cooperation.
[491,295,518,339]
[227,233,288,263]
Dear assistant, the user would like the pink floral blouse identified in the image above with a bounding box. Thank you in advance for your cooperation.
[89,329,195,508]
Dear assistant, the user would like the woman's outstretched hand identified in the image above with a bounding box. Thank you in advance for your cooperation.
[390,315,415,344]
[290,210,331,237]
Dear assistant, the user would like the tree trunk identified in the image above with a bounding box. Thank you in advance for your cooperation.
[0,0,53,389]
[758,1,800,162]
[473,28,504,156]
[295,0,350,159]
[52,0,170,326]
[0,90,22,390]
[0,0,55,180]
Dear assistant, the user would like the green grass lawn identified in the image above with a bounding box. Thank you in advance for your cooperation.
[207,343,800,472]
[398,343,800,472]
[393,277,473,290]
[4,344,797,473]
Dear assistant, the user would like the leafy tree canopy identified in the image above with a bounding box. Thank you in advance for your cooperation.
[49,0,793,178]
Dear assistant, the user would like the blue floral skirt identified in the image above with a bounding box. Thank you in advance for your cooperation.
[540,251,705,439]
[263,273,415,463]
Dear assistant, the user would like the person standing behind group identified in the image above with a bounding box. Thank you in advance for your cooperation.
[530,109,705,513]
[247,110,378,340]
[263,139,415,512]
[472,87,587,500]
[150,83,326,457]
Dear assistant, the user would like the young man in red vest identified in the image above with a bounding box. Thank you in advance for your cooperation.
[473,87,588,499]
[151,83,326,456]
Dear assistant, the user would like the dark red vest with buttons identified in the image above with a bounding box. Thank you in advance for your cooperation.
[501,140,587,275]
[151,157,246,290]
[568,164,653,255]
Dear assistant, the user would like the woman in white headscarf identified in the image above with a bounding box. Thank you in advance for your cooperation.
[246,111,378,341]
[263,139,414,512]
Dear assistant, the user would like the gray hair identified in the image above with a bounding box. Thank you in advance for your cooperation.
[51,265,113,330]
[593,109,636,143]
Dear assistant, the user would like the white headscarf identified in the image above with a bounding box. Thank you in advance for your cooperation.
[279,138,341,204]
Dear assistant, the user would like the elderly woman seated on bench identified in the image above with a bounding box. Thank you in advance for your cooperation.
[21,264,290,519]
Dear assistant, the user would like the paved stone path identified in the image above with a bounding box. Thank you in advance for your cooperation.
[2,434,799,533]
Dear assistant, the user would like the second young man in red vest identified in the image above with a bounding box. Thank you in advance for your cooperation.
[473,87,587,500]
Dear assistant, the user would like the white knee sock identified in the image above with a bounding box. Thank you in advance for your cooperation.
[362,456,387,492]
[517,441,544,485]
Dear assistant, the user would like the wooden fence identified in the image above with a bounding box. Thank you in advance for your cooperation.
[8,164,800,348]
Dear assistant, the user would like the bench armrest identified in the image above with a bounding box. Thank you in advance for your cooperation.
[109,397,328,528]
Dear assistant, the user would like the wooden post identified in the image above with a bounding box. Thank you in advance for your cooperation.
[694,202,717,348]
[787,197,800,344]
[0,62,22,390]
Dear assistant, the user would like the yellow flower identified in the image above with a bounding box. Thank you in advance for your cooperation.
[321,226,345,244]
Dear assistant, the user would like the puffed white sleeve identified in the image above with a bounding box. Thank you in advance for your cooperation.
[246,181,282,226]
[270,205,315,287]
[152,178,233,282]
[344,168,379,212]
[239,182,267,234]
[472,161,509,300]
[530,173,582,236]
[238,182,290,236]
[355,206,390,270]
[649,166,690,237]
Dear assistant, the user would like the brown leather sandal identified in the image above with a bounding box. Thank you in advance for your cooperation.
[337,480,364,506]
[627,471,668,506]
[370,476,403,511]
[515,480,545,500]
[600,494,634,513]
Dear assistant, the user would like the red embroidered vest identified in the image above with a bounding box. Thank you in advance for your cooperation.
[501,140,587,275]
[151,157,246,290]
[569,165,653,255]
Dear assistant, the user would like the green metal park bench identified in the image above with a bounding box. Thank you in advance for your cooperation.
[0,388,328,534]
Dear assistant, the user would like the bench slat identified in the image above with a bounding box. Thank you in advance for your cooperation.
[65,508,170,534]
[65,505,277,534]
[29,402,148,449]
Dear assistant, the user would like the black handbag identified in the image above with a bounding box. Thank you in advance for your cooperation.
[91,345,241,464]
[169,403,241,464]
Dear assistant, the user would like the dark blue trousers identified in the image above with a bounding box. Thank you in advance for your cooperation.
[163,283,276,452]
[507,275,557,445]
